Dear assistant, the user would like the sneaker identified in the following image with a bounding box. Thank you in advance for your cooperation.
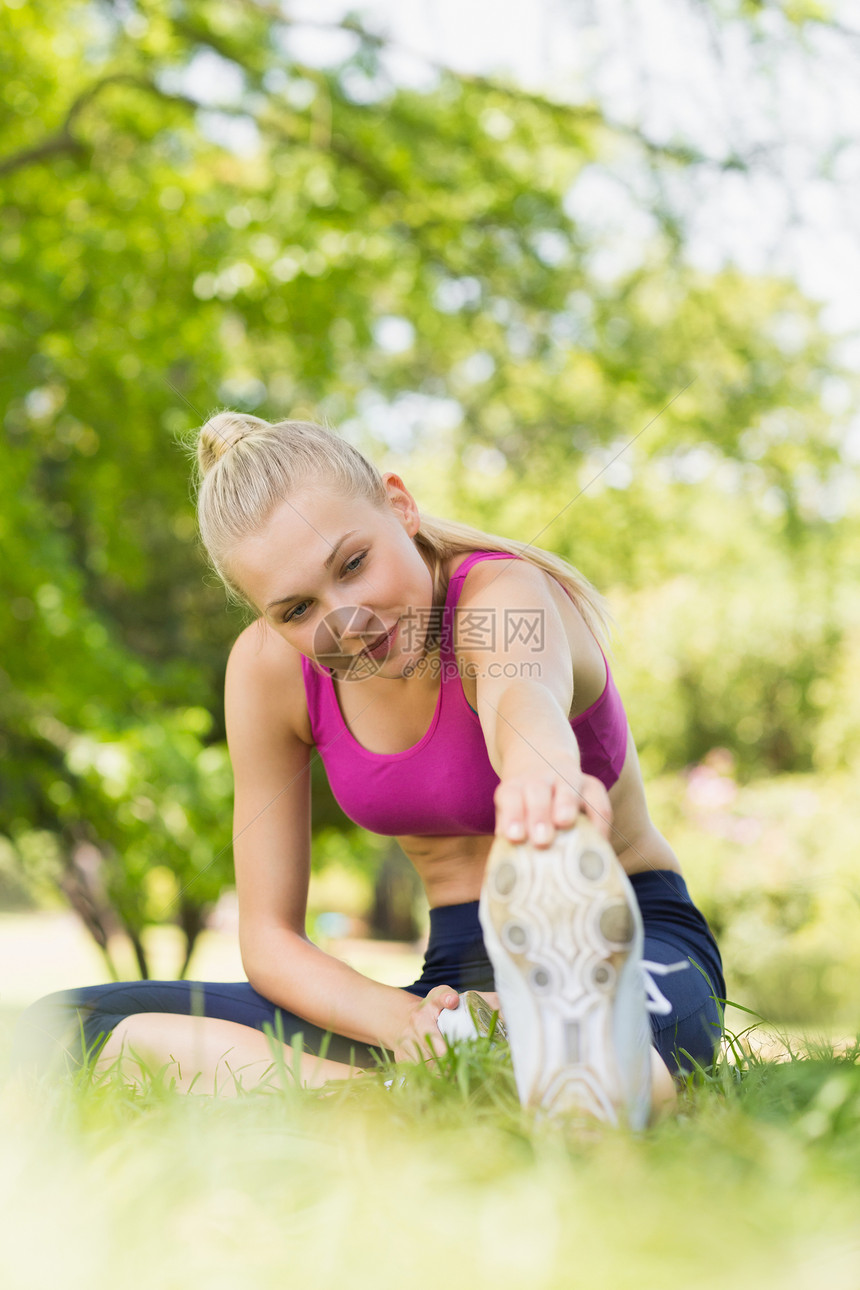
[478,818,652,1129]
[437,990,508,1045]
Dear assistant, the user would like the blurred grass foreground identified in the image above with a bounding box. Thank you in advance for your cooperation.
[2,758,860,1290]
[3,1028,860,1290]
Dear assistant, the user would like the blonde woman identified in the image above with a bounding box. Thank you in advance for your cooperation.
[15,414,724,1126]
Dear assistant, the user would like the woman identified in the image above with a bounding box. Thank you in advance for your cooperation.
[13,413,725,1125]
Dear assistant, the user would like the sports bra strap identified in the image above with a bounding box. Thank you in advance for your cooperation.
[440,552,522,664]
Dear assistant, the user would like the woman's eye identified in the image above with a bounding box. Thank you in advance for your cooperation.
[281,554,366,625]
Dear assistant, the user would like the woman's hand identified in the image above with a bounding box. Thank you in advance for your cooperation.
[391,984,461,1064]
[494,760,612,848]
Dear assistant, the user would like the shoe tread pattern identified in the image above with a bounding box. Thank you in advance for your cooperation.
[480,822,645,1125]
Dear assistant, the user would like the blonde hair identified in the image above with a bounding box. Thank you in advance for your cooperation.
[192,410,611,645]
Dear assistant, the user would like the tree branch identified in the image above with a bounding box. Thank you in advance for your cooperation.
[0,132,85,178]
[0,72,202,179]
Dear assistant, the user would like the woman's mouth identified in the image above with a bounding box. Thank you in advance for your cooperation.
[361,621,398,660]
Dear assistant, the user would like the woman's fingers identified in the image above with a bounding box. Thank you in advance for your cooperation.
[494,778,552,844]
[521,780,554,845]
[494,779,528,842]
[426,984,459,1013]
[394,985,460,1064]
[494,772,612,847]
[578,776,613,840]
[550,781,585,832]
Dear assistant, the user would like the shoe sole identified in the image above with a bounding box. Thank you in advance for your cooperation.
[437,990,508,1044]
[462,990,508,1043]
[479,820,647,1126]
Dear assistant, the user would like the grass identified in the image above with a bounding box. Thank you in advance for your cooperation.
[2,1011,860,1290]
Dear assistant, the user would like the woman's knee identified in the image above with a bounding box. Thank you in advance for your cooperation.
[653,993,724,1073]
[9,988,115,1075]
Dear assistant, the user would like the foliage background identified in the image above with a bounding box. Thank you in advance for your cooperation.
[2,0,859,1025]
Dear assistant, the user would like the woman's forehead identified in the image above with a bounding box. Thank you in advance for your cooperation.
[233,490,378,576]
[267,488,377,536]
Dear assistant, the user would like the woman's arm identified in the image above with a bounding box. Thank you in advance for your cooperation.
[225,623,457,1058]
[455,561,613,847]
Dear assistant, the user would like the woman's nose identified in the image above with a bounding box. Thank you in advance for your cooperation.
[341,609,374,642]
[325,603,377,645]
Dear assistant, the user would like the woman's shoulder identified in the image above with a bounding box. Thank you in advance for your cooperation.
[444,548,523,586]
[448,549,550,602]
[450,550,606,696]
[226,619,314,745]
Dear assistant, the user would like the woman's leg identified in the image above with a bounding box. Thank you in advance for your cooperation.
[479,828,681,1127]
[629,869,726,1073]
[402,890,677,1117]
[93,1013,361,1095]
[9,978,384,1082]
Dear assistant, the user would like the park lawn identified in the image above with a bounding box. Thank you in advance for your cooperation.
[1,1021,860,1290]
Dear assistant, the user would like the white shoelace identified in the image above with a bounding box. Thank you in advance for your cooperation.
[641,959,690,1016]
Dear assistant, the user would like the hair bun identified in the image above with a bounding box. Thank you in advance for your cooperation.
[196,410,271,476]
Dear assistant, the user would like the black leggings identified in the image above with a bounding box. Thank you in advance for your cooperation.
[11,870,725,1076]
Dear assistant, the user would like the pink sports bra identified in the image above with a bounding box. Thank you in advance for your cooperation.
[300,552,629,836]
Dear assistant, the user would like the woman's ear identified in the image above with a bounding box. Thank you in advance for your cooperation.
[381,472,420,535]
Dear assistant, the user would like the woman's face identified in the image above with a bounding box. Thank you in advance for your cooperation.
[228,473,436,680]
